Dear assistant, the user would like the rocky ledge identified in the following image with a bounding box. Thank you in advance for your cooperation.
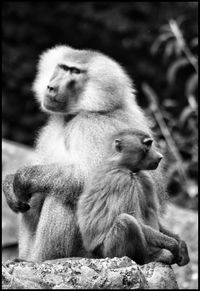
[2,256,178,289]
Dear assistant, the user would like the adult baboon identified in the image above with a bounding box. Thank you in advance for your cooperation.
[3,45,175,262]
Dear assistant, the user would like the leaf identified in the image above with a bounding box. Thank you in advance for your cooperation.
[179,106,195,127]
[169,19,185,49]
[163,40,176,60]
[141,83,159,111]
[167,57,194,83]
[185,179,198,198]
[151,32,173,55]
[175,15,188,28]
[185,73,198,97]
[190,37,198,48]
[187,94,198,111]
[162,99,178,108]
[160,24,171,33]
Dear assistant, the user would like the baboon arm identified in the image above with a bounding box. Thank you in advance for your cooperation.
[150,249,175,265]
[159,223,180,241]
[159,223,190,266]
[13,163,71,197]
[3,163,80,213]
[140,223,179,259]
[140,223,190,266]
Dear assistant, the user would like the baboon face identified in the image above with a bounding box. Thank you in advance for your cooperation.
[44,63,88,113]
[33,45,134,115]
[113,131,163,172]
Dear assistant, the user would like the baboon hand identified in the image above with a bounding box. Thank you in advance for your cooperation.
[3,174,30,213]
[177,240,190,266]
[9,200,30,213]
[13,170,33,202]
[13,165,45,203]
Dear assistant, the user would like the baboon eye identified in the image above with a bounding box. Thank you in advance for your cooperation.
[70,67,81,74]
[59,64,70,71]
[142,137,153,148]
[115,139,123,152]
[59,64,82,74]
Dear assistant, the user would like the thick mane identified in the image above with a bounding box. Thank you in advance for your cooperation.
[32,45,137,114]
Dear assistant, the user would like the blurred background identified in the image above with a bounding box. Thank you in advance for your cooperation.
[2,2,198,289]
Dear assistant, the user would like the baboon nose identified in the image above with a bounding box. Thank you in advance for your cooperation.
[46,85,58,98]
[47,85,56,92]
[142,138,153,147]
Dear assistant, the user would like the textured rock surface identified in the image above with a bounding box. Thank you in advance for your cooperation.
[141,262,179,289]
[2,257,178,289]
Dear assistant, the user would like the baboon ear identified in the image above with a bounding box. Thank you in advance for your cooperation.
[115,139,123,152]
[142,137,153,148]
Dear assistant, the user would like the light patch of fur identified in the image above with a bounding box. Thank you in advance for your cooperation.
[78,55,134,112]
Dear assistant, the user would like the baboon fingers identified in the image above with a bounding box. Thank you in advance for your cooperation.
[13,170,33,202]
[16,201,31,213]
[177,240,190,266]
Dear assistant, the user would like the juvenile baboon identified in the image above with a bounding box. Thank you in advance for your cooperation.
[77,130,189,266]
[3,45,184,263]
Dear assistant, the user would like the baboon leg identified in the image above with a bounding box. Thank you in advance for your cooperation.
[29,195,78,262]
[102,213,149,265]
[18,194,45,260]
[151,249,175,265]
[159,223,190,266]
[140,223,180,263]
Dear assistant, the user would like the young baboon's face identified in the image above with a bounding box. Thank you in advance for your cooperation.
[112,131,163,172]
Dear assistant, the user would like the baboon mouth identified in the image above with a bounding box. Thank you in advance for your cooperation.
[43,99,67,112]
[147,162,160,170]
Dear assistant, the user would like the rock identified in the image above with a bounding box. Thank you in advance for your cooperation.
[141,262,179,289]
[2,257,178,289]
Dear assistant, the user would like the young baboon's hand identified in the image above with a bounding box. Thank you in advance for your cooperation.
[177,240,190,266]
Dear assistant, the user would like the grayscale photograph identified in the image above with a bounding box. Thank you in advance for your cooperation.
[2,1,198,289]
